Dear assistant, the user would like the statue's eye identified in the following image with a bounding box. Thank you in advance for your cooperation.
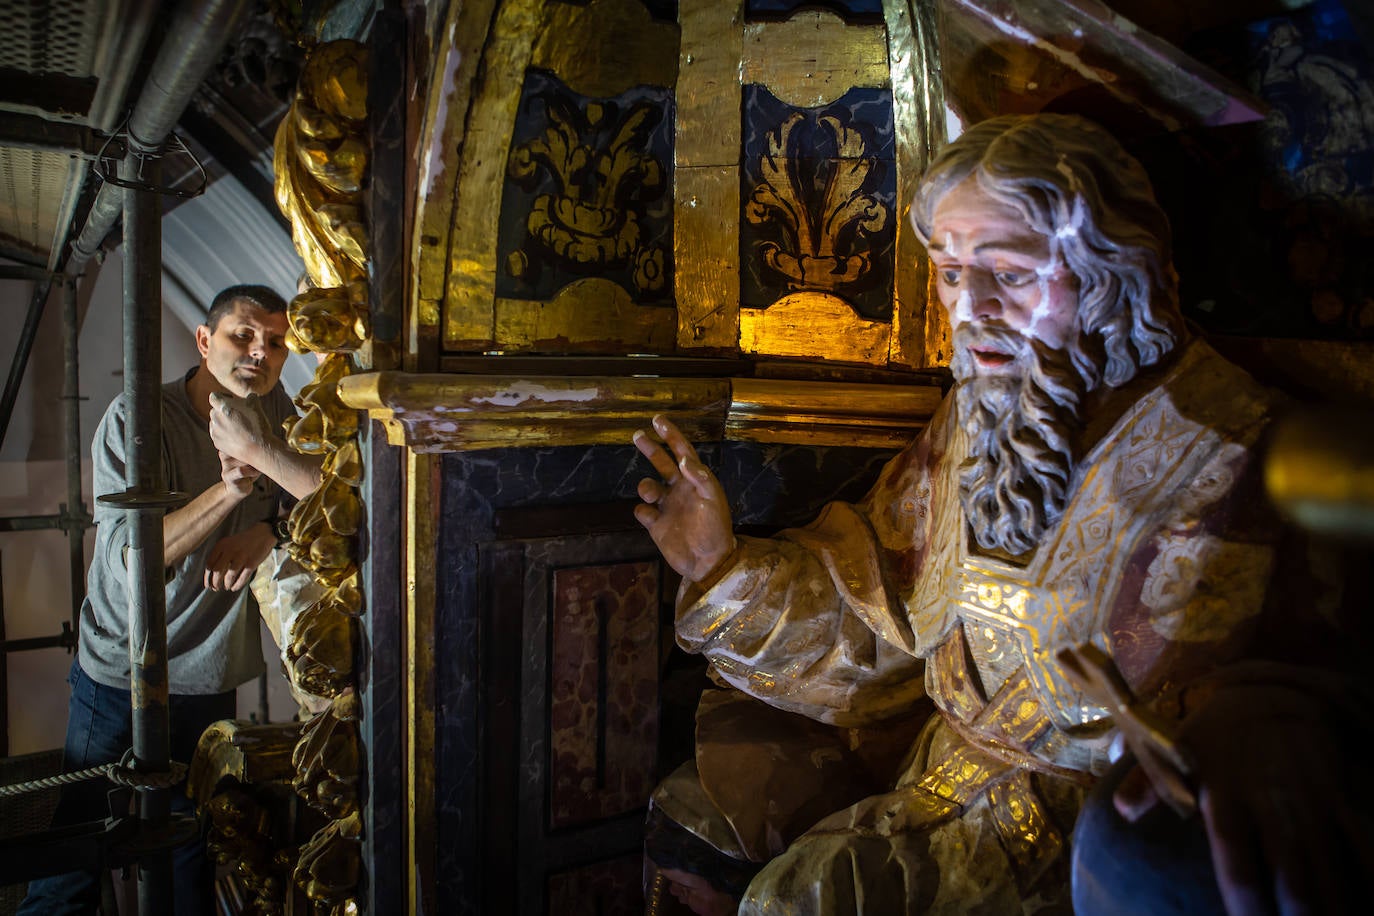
[940,269,961,285]
[996,271,1030,287]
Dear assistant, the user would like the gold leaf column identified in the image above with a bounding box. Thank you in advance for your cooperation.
[275,36,372,914]
[196,32,373,909]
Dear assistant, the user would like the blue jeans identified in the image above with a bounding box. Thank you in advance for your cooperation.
[17,659,236,916]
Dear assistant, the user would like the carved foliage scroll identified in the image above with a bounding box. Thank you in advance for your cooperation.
[202,36,372,916]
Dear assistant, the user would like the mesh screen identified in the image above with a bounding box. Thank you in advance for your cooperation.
[0,0,103,75]
[0,147,79,254]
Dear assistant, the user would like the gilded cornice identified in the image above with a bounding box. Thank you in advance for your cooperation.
[337,371,941,451]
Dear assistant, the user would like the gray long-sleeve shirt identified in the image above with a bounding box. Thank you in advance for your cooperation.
[78,370,298,694]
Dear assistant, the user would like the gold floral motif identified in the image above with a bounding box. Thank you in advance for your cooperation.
[745,113,889,295]
[507,97,667,294]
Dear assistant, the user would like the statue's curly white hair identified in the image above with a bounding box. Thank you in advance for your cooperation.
[911,113,1184,389]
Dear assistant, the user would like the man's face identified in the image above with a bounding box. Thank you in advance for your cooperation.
[928,178,1080,379]
[196,300,289,398]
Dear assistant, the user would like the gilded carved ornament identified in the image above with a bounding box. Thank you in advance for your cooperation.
[198,35,372,916]
[292,692,362,821]
[189,721,305,913]
[275,35,371,915]
[206,788,297,913]
[294,811,363,910]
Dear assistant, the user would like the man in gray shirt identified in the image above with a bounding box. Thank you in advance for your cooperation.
[20,284,322,916]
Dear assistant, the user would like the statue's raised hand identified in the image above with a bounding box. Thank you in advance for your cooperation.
[633,414,737,583]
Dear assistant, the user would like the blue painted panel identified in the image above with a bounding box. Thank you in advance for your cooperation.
[496,70,676,307]
[739,84,897,322]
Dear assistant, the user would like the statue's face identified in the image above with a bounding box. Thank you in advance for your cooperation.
[928,178,1080,377]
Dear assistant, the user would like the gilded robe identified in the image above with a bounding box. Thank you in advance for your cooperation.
[656,341,1283,914]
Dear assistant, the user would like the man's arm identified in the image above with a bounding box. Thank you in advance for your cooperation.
[208,391,323,500]
[161,450,262,568]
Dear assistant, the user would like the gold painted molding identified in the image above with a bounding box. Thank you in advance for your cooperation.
[884,0,946,368]
[443,0,542,349]
[729,376,944,448]
[338,372,732,451]
[675,0,744,353]
[741,10,888,108]
[405,450,438,915]
[338,371,943,451]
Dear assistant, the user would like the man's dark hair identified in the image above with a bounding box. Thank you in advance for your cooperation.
[205,284,288,331]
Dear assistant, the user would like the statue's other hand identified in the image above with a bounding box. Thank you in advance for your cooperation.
[1115,679,1373,916]
[632,414,737,583]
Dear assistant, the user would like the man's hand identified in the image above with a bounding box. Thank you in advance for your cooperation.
[209,390,323,500]
[204,522,275,591]
[632,414,737,583]
[220,450,261,499]
[209,391,273,463]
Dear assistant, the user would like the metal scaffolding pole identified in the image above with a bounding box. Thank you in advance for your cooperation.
[118,150,173,916]
[0,273,54,451]
[61,275,88,637]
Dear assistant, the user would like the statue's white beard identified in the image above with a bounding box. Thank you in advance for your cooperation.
[952,323,1088,556]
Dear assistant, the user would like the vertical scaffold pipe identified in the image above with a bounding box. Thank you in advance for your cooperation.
[120,151,173,916]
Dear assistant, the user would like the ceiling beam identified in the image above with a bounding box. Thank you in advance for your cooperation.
[0,235,47,268]
[0,112,101,156]
[0,69,97,122]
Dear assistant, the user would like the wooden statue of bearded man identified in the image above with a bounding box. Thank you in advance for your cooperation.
[632,113,1361,915]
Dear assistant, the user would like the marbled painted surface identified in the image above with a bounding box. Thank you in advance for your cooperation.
[435,439,904,911]
[359,428,404,911]
[548,562,660,828]
[437,445,646,912]
[718,440,902,528]
[546,854,644,916]
[359,9,407,910]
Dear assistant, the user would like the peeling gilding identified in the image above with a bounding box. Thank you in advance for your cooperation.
[470,383,603,407]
